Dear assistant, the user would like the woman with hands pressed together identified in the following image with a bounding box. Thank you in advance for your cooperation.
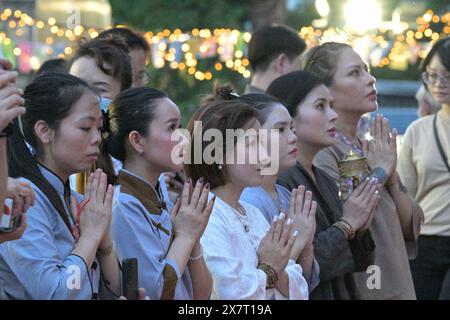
[1,73,120,299]
[267,70,378,299]
[302,42,422,299]
[184,91,309,300]
[238,93,319,291]
[106,87,213,300]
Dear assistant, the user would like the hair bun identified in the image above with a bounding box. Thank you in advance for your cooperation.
[215,85,240,100]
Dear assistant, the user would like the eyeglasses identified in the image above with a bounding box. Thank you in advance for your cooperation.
[421,71,450,87]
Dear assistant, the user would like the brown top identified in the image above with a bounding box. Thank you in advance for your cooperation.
[117,170,170,235]
[314,138,421,300]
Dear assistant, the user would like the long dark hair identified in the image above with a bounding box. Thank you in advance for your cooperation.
[8,72,95,233]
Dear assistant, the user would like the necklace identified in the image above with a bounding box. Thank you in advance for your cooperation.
[233,204,250,233]
[335,130,363,156]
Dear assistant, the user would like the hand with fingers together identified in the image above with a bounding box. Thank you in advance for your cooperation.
[286,186,317,260]
[71,169,115,247]
[170,177,216,244]
[257,213,298,279]
[362,114,398,185]
[341,177,381,239]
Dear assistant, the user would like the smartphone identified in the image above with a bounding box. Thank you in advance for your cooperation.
[0,198,20,233]
[122,258,139,300]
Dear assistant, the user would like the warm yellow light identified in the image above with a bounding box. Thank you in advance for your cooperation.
[315,0,330,17]
[30,56,40,70]
[14,10,22,18]
[243,70,251,78]
[205,72,213,80]
[46,37,54,45]
[4,9,12,16]
[243,32,252,43]
[188,67,196,75]
[226,60,234,68]
[215,63,223,71]
[235,50,243,58]
[48,17,56,26]
[181,43,190,52]
[8,20,16,28]
[36,21,44,29]
[13,48,22,56]
[15,29,24,37]
[3,38,11,45]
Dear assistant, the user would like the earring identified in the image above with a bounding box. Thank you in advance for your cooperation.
[218,165,223,170]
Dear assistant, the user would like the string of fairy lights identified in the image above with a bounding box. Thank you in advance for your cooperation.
[1,7,449,81]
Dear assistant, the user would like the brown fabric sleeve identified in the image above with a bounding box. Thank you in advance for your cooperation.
[160,263,179,300]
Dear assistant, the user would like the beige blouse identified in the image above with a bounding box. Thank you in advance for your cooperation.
[314,138,421,300]
[398,111,450,236]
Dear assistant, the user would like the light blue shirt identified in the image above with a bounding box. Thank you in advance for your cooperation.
[241,185,291,223]
[241,184,321,292]
[0,165,100,300]
[111,169,193,300]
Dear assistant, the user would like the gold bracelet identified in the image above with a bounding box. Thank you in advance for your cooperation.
[257,263,278,289]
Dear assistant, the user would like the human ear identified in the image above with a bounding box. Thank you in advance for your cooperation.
[128,130,144,155]
[34,120,53,145]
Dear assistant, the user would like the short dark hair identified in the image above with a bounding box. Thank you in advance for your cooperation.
[71,37,133,91]
[248,24,306,72]
[267,70,324,117]
[35,58,68,77]
[420,36,450,74]
[184,99,258,189]
[97,27,150,55]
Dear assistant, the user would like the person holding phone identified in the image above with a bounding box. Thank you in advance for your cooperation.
[0,58,29,244]
[0,73,121,300]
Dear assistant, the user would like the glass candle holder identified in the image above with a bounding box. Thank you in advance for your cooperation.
[338,150,370,201]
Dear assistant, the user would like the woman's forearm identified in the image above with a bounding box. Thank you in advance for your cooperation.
[297,245,314,283]
[274,270,290,298]
[188,243,213,300]
[97,246,121,297]
[386,172,415,240]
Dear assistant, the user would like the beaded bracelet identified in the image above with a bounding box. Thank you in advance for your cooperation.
[189,246,204,261]
[257,263,278,289]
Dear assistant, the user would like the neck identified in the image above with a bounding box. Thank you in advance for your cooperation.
[261,175,278,196]
[335,109,361,141]
[296,141,320,177]
[212,183,244,211]
[250,71,277,93]
[123,157,161,188]
[442,104,450,120]
[38,156,70,183]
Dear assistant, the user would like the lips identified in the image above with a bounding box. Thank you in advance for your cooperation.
[289,148,298,156]
[327,127,337,137]
[87,152,99,160]
[367,89,377,101]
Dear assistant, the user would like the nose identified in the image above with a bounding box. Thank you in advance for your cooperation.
[93,129,102,145]
[328,107,338,123]
[288,128,297,145]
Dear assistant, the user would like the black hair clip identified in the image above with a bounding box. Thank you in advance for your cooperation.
[101,109,111,139]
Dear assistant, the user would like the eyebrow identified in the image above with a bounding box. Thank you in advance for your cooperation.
[77,116,99,122]
[273,121,290,127]
[166,118,180,123]
[313,98,327,104]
